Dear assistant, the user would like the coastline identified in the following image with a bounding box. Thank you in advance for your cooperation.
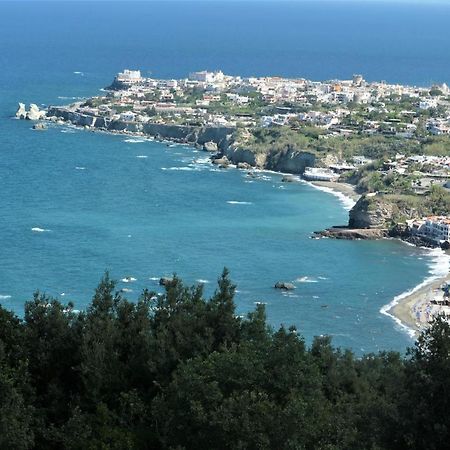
[305,180,359,212]
[29,117,450,340]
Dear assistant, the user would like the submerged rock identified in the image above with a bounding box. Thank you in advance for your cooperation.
[33,122,47,130]
[274,281,296,290]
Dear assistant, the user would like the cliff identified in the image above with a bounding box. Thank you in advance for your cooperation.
[224,144,315,174]
[348,193,418,229]
[46,107,234,150]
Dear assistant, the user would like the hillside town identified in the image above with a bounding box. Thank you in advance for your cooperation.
[18,69,450,248]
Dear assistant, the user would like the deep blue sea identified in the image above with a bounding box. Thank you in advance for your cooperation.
[1,0,450,353]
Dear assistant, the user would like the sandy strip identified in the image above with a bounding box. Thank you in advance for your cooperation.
[309,180,361,202]
[386,272,450,335]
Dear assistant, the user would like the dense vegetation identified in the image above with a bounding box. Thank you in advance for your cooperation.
[1,270,450,449]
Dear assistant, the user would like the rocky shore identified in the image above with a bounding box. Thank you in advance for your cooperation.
[315,227,388,240]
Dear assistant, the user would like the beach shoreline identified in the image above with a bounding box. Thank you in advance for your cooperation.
[381,249,450,337]
[308,180,361,202]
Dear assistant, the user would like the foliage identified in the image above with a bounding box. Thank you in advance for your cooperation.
[0,271,450,449]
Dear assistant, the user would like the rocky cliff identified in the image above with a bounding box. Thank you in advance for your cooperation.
[348,194,416,229]
[16,103,46,120]
[46,107,234,150]
[224,144,315,174]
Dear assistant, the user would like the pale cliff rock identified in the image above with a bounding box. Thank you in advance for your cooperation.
[203,141,218,152]
[27,104,45,121]
[15,103,27,119]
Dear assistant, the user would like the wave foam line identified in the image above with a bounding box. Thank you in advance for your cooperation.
[305,181,356,211]
[227,201,252,205]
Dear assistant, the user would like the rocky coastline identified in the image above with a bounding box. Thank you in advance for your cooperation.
[16,102,444,252]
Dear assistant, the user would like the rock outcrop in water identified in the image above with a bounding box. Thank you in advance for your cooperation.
[16,103,46,120]
[274,281,296,290]
[27,104,45,120]
[203,141,218,152]
[15,103,27,119]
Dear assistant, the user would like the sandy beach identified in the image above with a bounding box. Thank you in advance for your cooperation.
[309,180,361,202]
[386,269,450,335]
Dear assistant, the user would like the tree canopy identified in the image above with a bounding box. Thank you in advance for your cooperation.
[0,270,449,449]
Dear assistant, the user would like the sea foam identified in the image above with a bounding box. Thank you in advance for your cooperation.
[296,276,318,283]
[305,181,356,211]
[124,138,146,143]
[31,227,51,233]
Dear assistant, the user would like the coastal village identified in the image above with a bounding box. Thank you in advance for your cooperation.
[17,68,450,331]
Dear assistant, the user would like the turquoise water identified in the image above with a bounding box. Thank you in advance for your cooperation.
[1,1,450,353]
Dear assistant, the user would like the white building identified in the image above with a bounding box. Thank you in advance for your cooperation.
[188,70,224,83]
[117,70,142,82]
[120,111,136,121]
[424,217,450,242]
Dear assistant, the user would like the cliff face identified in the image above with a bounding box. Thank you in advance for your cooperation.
[47,107,233,150]
[46,107,314,174]
[348,194,414,229]
[225,145,315,174]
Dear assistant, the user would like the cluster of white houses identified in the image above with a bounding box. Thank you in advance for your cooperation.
[410,216,450,244]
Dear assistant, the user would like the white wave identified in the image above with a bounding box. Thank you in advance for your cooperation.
[296,276,318,283]
[149,277,160,281]
[124,138,146,143]
[380,248,450,338]
[121,277,137,283]
[75,166,86,170]
[136,155,148,159]
[73,71,84,76]
[305,181,356,211]
[121,288,133,293]
[227,201,253,205]
[57,96,84,100]
[60,293,66,296]
[31,227,51,233]
[193,157,211,164]
[61,129,76,134]
[196,279,209,284]
[0,295,11,299]
[313,295,320,299]
[161,166,198,171]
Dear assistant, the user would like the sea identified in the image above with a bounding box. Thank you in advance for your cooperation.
[1,0,450,353]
